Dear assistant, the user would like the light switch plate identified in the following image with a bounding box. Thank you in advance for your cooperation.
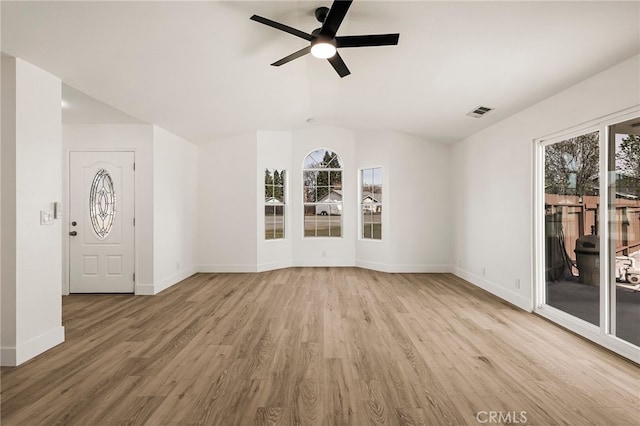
[40,210,54,225]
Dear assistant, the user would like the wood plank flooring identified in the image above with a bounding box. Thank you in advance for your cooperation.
[1,268,638,425]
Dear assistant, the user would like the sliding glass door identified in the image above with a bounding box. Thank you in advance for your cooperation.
[537,108,640,360]
[608,118,640,347]
[543,130,601,326]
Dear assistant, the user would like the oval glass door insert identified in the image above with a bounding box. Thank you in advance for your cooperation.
[89,169,116,239]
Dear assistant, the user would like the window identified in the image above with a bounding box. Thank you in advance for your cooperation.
[303,149,343,237]
[361,167,382,240]
[265,168,285,240]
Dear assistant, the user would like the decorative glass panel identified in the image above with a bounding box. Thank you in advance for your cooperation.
[89,169,116,239]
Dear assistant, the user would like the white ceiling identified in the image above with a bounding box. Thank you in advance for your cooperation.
[2,1,639,144]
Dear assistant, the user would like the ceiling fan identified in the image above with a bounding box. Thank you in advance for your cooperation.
[250,0,399,78]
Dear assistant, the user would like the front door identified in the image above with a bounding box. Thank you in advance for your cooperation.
[69,151,135,293]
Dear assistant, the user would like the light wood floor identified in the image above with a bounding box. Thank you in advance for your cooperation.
[1,268,638,425]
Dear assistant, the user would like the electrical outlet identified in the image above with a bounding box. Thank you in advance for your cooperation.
[482,267,486,277]
[515,278,521,289]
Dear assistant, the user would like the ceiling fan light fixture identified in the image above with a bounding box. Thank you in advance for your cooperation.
[311,40,336,59]
[250,0,399,77]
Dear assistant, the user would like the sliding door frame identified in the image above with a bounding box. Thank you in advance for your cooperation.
[533,105,640,363]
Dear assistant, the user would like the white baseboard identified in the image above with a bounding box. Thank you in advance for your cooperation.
[198,261,451,273]
[453,267,533,312]
[197,264,258,273]
[135,283,155,295]
[356,259,452,273]
[257,261,293,273]
[292,259,355,267]
[153,268,196,294]
[1,326,65,366]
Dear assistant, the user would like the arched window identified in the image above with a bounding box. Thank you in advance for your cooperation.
[303,149,343,237]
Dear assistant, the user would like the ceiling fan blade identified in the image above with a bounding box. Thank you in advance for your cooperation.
[336,33,400,48]
[271,46,312,66]
[327,52,351,78]
[319,0,353,38]
[250,15,313,41]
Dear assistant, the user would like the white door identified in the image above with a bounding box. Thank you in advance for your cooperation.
[69,151,135,293]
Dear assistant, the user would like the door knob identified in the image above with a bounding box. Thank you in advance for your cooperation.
[69,231,77,236]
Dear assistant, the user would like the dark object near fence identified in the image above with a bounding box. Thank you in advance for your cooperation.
[575,234,600,286]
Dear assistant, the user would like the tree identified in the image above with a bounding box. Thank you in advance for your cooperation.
[273,169,284,201]
[616,135,640,196]
[545,132,599,196]
[315,150,341,200]
[265,168,273,199]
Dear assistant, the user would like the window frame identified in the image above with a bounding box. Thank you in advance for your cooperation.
[360,167,383,241]
[264,168,286,240]
[302,148,343,238]
[533,105,640,362]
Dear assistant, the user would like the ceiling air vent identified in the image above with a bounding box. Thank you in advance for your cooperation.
[466,106,494,118]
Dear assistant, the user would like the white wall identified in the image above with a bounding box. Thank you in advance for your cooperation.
[452,54,640,311]
[152,126,198,293]
[198,132,258,272]
[257,131,293,271]
[355,131,453,272]
[1,56,18,365]
[63,124,154,293]
[1,57,64,366]
[200,125,454,273]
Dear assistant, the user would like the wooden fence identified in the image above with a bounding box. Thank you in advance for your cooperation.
[545,194,640,280]
[546,194,640,254]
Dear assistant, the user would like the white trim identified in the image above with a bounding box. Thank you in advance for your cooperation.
[454,267,532,312]
[199,261,454,274]
[357,259,451,274]
[536,306,640,363]
[153,268,196,295]
[536,105,640,144]
[355,259,389,272]
[257,260,292,272]
[135,283,155,296]
[599,121,609,334]
[1,326,65,367]
[197,264,258,273]
[292,259,354,267]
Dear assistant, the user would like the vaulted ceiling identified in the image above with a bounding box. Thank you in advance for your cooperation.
[2,1,639,144]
